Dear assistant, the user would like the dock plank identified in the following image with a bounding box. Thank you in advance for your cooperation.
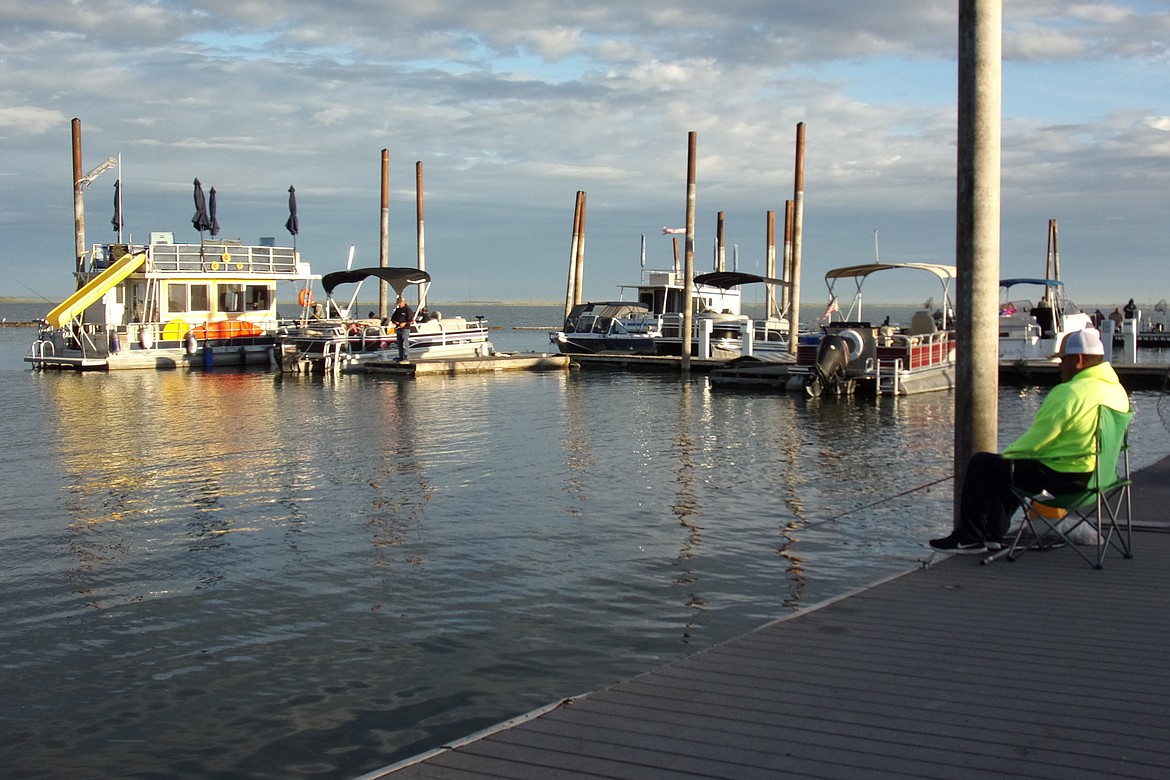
[361,463,1170,780]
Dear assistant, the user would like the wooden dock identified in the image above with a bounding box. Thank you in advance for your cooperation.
[999,360,1169,390]
[363,352,570,376]
[568,353,737,373]
[358,457,1170,780]
[706,360,1170,391]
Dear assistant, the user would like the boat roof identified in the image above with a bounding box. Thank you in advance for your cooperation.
[322,266,430,296]
[573,300,650,311]
[693,271,791,289]
[1000,278,1065,289]
[824,262,958,282]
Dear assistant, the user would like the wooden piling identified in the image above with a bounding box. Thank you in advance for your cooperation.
[72,118,85,283]
[716,211,726,273]
[379,149,390,318]
[783,199,794,314]
[574,191,586,307]
[416,162,425,280]
[1053,218,1062,281]
[954,0,1002,522]
[766,209,777,319]
[788,123,806,355]
[564,191,586,319]
[681,131,697,373]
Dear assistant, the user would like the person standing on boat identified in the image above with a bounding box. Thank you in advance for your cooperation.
[1123,298,1136,320]
[391,296,413,361]
[930,329,1130,554]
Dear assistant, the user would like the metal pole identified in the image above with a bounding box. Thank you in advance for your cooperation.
[788,123,806,354]
[71,118,85,285]
[379,149,390,318]
[681,131,697,372]
[954,0,1002,522]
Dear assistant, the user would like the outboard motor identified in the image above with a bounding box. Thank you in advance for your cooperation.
[804,334,852,397]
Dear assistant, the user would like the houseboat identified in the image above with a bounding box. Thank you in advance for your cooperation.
[27,233,318,370]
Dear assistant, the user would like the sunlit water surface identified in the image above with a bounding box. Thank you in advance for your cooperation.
[2,303,1168,779]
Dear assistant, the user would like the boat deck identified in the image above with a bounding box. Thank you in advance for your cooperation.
[359,457,1170,780]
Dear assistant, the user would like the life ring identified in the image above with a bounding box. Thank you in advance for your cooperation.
[839,328,865,362]
[298,288,314,307]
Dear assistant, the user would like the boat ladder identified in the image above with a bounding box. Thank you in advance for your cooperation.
[876,357,903,395]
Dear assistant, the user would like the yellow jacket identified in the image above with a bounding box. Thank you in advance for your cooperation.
[1003,362,1130,473]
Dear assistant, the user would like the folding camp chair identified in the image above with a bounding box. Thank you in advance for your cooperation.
[989,405,1134,569]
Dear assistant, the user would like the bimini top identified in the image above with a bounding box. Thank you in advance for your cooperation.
[322,266,431,296]
[1000,278,1065,289]
[824,262,958,282]
[693,271,791,289]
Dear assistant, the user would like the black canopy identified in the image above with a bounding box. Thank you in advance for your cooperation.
[322,266,431,296]
[694,271,790,289]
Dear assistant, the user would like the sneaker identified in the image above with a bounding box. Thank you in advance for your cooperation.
[984,539,1004,552]
[929,534,987,554]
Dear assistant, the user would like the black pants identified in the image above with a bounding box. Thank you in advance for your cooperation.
[958,452,1091,543]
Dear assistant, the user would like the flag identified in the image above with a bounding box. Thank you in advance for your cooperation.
[821,296,839,320]
[661,226,684,235]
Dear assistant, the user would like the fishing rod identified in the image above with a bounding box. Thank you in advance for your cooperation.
[801,473,955,531]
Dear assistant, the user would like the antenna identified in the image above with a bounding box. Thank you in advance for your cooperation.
[874,229,880,263]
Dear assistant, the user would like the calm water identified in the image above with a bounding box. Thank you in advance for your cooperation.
[2,301,1168,779]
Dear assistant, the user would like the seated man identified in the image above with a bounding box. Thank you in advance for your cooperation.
[931,328,1130,553]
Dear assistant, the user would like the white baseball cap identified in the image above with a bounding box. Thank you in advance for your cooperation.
[1052,328,1105,358]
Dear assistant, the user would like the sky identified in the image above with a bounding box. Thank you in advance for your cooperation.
[1,1,1168,308]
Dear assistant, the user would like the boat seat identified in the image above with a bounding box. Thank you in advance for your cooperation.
[908,311,936,335]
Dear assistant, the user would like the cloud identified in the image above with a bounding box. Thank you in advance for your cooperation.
[0,105,67,134]
[1,2,1167,305]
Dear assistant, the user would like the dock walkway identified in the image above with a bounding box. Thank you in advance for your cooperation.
[362,457,1170,779]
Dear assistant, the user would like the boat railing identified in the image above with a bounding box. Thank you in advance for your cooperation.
[879,329,955,370]
[147,243,302,275]
[87,242,303,276]
[640,268,686,287]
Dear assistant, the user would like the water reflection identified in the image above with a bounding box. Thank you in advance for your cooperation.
[5,360,1170,780]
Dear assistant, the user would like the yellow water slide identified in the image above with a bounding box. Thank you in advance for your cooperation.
[46,252,146,328]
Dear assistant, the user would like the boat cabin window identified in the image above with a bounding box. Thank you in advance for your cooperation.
[168,283,189,313]
[190,284,210,311]
[218,284,245,313]
[247,286,272,311]
[167,283,212,313]
[573,313,596,333]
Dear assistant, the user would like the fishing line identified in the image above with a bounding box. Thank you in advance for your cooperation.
[1157,370,1170,435]
[801,473,954,531]
[3,274,55,305]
